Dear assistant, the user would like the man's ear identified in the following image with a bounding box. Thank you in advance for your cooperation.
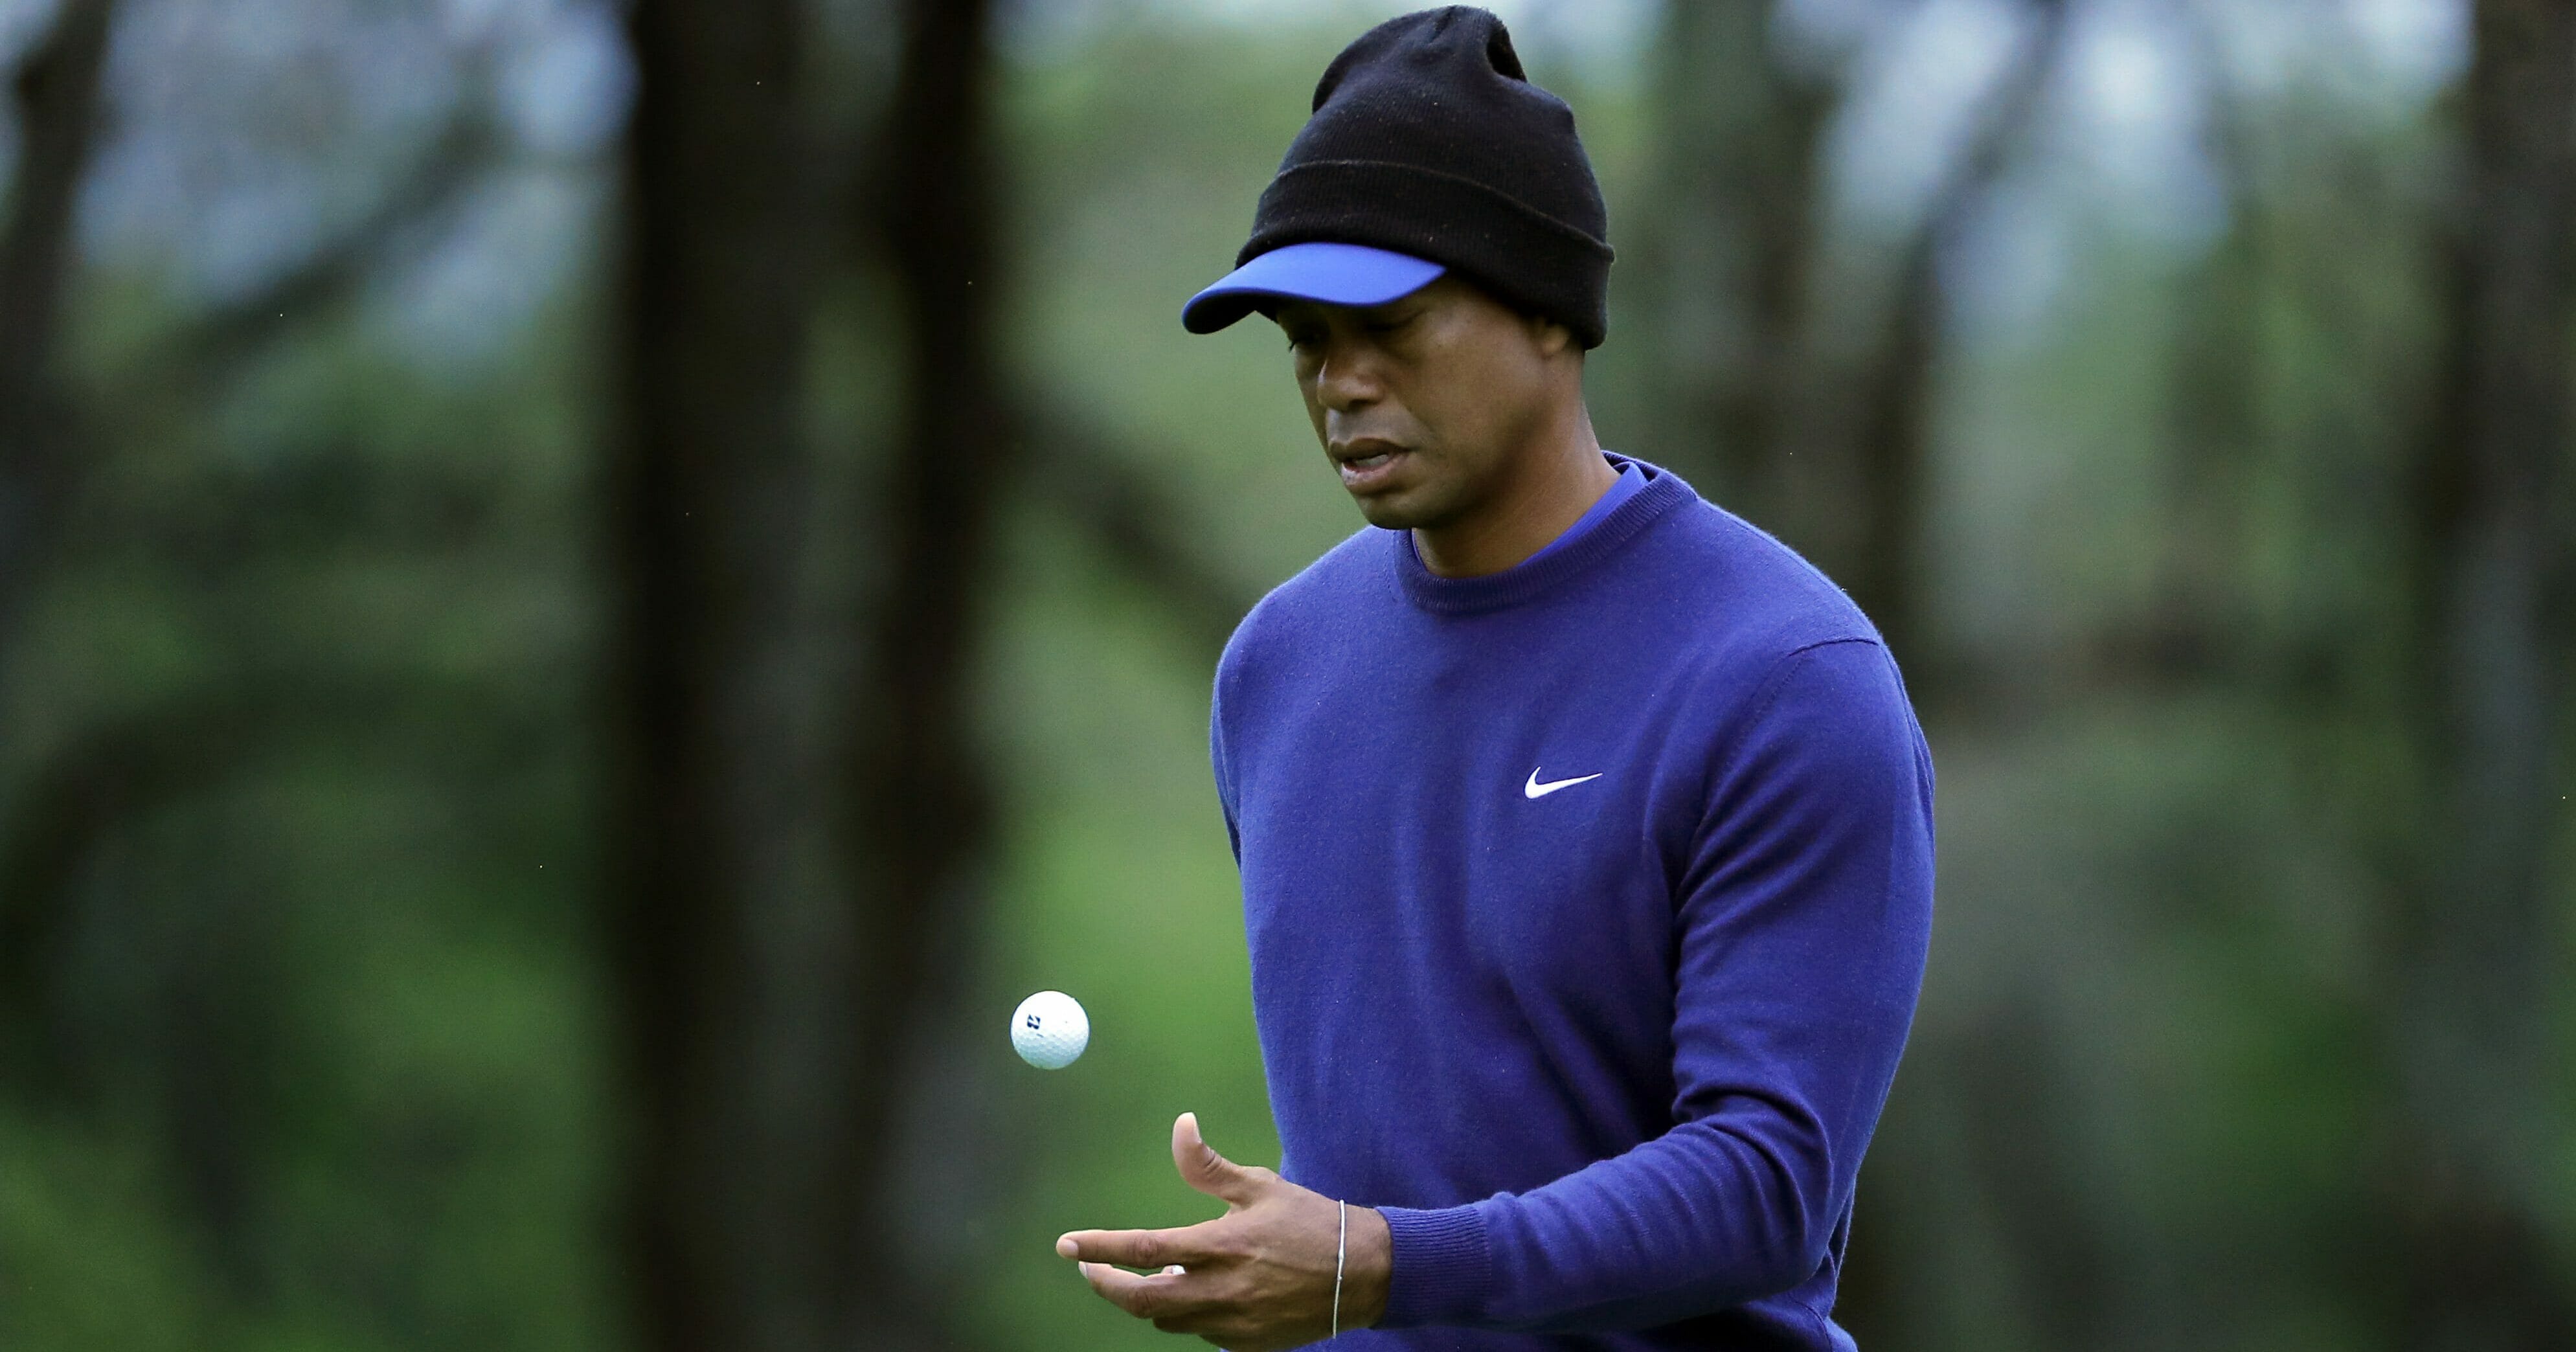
[1530,313,1575,359]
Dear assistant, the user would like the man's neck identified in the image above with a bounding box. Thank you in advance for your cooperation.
[1412,415,1615,578]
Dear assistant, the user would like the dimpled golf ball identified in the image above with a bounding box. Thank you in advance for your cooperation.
[1011,990,1089,1070]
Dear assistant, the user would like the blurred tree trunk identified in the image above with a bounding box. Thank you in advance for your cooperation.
[1632,0,1833,512]
[605,0,823,1349]
[1791,3,2075,1341]
[1635,0,2066,684]
[2142,19,2263,687]
[1836,0,2069,682]
[0,0,115,675]
[2383,1,2576,1346]
[831,0,1004,1344]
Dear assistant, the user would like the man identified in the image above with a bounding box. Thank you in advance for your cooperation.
[1054,8,1934,1349]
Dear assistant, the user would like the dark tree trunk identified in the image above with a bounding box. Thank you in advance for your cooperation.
[604,1,821,1349]
[2382,1,2576,1346]
[0,0,117,1108]
[831,1,1006,1345]
[0,0,115,673]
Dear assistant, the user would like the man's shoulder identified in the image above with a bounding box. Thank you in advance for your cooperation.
[1636,491,1886,669]
[1636,499,1925,784]
[1215,523,1401,710]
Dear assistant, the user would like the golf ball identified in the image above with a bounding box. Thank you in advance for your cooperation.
[1011,990,1089,1069]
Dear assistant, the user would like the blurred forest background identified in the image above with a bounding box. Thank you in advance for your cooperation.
[1,0,2572,1349]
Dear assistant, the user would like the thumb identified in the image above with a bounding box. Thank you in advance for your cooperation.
[1171,1111,1262,1206]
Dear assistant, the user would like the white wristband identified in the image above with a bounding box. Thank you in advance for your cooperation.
[1333,1198,1347,1340]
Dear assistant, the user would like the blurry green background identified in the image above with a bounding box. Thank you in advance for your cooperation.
[2,1,2571,1350]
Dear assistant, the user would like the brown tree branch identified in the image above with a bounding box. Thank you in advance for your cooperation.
[147,106,500,390]
[1013,398,1259,660]
[0,670,538,1088]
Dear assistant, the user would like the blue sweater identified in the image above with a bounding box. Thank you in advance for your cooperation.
[1210,454,1934,1349]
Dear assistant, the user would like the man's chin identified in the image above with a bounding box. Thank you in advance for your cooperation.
[1346,478,1457,531]
[1349,490,1430,531]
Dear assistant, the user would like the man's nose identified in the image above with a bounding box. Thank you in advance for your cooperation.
[1313,343,1379,410]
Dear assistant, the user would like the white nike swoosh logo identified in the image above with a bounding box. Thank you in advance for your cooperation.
[1524,768,1603,799]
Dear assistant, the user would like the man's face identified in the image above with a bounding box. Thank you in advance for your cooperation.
[1271,275,1572,531]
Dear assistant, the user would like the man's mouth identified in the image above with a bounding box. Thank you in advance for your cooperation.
[1333,442,1409,490]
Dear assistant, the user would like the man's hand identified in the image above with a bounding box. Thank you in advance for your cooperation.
[1056,1111,1392,1350]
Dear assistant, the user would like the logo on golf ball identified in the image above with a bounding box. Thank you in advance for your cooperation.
[1011,990,1089,1069]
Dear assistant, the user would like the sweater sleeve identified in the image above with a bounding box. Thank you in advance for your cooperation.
[1372,638,1936,1332]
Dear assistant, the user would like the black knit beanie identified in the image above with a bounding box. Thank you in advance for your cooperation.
[1228,6,1614,348]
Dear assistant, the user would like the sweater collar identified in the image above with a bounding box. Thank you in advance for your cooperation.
[1390,452,1695,615]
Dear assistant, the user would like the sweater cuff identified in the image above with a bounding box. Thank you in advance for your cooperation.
[1373,1202,1492,1327]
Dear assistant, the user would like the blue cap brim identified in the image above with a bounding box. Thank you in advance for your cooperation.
[1181,242,1445,334]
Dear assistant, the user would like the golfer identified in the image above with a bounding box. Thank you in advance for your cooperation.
[1054,8,1934,1349]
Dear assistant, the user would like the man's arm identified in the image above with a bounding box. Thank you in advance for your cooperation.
[1374,637,1936,1332]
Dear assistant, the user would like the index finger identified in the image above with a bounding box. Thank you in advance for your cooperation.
[1055,1224,1223,1269]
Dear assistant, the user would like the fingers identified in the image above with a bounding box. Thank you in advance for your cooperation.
[1173,1111,1274,1205]
[1080,1263,1266,1343]
[1070,1256,1248,1339]
[1075,1259,1197,1322]
[1056,1224,1222,1269]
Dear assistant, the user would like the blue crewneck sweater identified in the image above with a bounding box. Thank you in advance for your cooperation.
[1210,454,1934,1349]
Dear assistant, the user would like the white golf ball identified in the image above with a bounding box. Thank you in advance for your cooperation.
[1011,990,1089,1070]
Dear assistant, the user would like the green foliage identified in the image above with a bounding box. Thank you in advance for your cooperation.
[1,284,600,1349]
[0,1114,214,1351]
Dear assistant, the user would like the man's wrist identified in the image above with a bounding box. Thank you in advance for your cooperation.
[1343,1204,1394,1327]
